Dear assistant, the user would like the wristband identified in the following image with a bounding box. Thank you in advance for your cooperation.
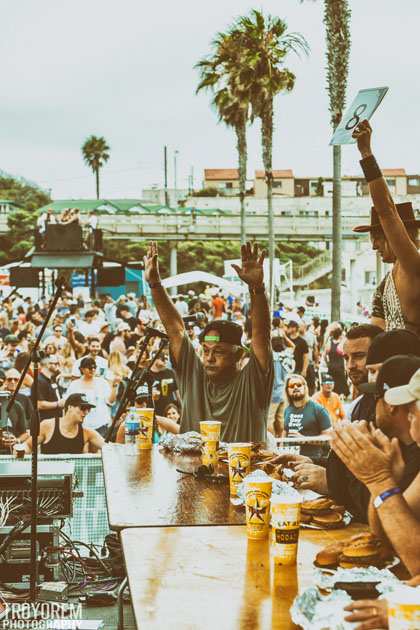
[373,486,401,509]
[148,281,162,289]
[360,155,382,183]
[249,284,265,296]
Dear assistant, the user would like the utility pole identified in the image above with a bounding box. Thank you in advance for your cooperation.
[174,149,179,206]
[164,146,169,207]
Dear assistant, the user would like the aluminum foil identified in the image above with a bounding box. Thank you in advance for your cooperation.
[290,586,356,629]
[158,431,203,454]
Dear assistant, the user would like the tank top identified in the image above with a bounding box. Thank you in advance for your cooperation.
[41,418,85,454]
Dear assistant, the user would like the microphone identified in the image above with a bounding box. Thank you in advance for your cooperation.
[144,326,169,340]
[182,312,206,325]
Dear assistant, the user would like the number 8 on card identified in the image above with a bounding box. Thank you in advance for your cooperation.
[330,87,389,146]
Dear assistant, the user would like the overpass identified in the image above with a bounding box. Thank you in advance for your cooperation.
[97,211,371,242]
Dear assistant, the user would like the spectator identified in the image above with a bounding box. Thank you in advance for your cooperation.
[109,322,131,355]
[35,355,63,421]
[287,321,309,379]
[312,373,345,425]
[268,336,294,437]
[147,350,180,417]
[283,373,331,459]
[175,295,189,317]
[4,368,35,431]
[212,292,226,321]
[23,393,104,454]
[66,356,119,436]
[323,324,349,397]
[44,324,67,351]
[71,337,108,378]
[77,309,101,338]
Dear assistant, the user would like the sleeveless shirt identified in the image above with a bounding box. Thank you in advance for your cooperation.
[41,418,85,454]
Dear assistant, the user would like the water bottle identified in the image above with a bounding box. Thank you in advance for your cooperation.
[125,407,139,452]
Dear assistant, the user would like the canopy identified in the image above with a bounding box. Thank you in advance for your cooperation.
[161,271,243,295]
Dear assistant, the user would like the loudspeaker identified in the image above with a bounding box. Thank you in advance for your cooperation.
[45,224,83,251]
[97,267,125,286]
[9,267,40,287]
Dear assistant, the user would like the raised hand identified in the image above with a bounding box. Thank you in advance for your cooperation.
[352,119,373,158]
[143,241,161,285]
[231,242,266,288]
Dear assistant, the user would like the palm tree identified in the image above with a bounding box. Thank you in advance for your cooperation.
[81,135,110,199]
[196,33,250,245]
[229,10,309,305]
[300,0,351,320]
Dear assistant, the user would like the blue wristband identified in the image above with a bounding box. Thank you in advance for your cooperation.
[373,486,401,509]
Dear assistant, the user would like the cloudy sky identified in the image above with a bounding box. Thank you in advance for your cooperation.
[1,0,419,199]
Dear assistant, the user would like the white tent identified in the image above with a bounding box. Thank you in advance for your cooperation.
[161,271,243,295]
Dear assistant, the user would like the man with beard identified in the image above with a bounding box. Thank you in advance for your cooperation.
[352,120,420,334]
[143,241,273,442]
[283,373,331,459]
[71,337,108,378]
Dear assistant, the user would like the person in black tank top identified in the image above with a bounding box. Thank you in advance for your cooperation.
[21,393,104,455]
[41,417,84,454]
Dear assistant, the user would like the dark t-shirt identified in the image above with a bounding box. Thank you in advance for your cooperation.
[292,336,309,374]
[173,334,273,443]
[34,373,59,421]
[284,400,331,459]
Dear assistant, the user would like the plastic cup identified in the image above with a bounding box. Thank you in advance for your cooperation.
[245,479,273,540]
[136,408,154,450]
[388,586,420,629]
[270,494,302,565]
[14,443,25,459]
[227,443,252,496]
[200,421,222,466]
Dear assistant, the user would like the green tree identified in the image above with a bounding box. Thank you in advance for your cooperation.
[196,32,251,245]
[300,0,351,320]
[81,135,110,199]
[228,10,309,304]
[0,175,51,262]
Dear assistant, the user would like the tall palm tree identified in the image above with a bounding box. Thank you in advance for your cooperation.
[300,0,351,320]
[196,33,250,245]
[229,10,309,304]
[81,135,110,199]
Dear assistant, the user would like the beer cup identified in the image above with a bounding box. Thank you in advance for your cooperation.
[227,443,252,496]
[136,408,154,450]
[245,476,273,540]
[200,421,222,466]
[388,586,420,629]
[270,493,302,565]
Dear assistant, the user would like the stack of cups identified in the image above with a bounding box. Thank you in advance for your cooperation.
[244,473,273,540]
[227,443,252,497]
[136,408,154,450]
[270,493,302,565]
[200,421,222,466]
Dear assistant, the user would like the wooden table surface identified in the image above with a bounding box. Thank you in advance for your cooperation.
[102,444,245,530]
[121,523,368,630]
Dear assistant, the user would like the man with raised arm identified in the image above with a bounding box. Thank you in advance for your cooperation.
[352,120,420,335]
[143,241,273,442]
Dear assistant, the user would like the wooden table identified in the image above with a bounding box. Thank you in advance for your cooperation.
[121,523,367,630]
[102,444,245,530]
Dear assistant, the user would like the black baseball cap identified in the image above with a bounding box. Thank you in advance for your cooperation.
[374,355,420,400]
[65,393,96,409]
[199,320,243,347]
[366,330,420,365]
[321,373,335,384]
[135,384,149,401]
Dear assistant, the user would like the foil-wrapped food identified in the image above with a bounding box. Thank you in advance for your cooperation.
[158,431,203,454]
[290,587,355,629]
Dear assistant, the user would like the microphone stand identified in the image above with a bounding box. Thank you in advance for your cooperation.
[105,334,169,443]
[7,276,67,602]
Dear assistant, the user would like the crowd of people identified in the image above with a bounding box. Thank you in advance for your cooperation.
[0,119,419,627]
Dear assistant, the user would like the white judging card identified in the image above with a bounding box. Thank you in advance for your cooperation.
[330,86,389,145]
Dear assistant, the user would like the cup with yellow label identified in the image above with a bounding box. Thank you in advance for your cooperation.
[135,408,154,450]
[270,492,302,565]
[244,472,273,540]
[227,443,252,497]
[200,420,222,466]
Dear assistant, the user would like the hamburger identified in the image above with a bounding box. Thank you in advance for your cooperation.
[312,511,344,529]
